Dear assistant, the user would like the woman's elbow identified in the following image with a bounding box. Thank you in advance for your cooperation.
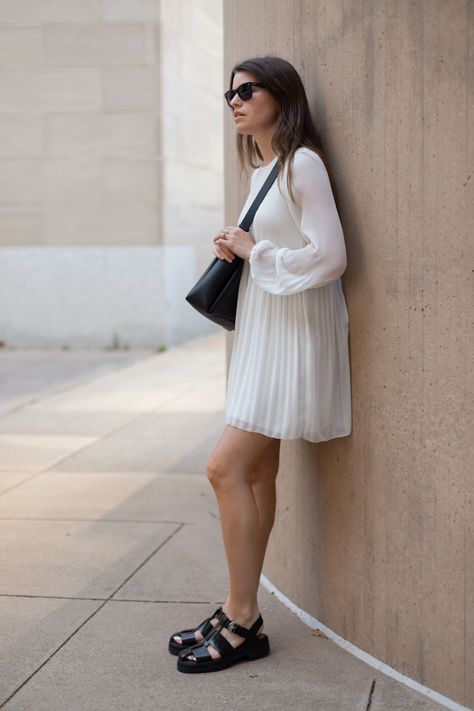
[316,248,347,285]
[335,250,347,278]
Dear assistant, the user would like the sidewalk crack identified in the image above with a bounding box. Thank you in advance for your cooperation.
[0,521,185,708]
[365,679,376,710]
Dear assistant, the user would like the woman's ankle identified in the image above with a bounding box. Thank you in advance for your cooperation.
[222,602,261,624]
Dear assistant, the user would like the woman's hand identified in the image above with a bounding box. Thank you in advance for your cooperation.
[212,226,256,262]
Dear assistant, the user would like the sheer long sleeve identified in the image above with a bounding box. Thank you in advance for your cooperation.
[248,150,347,296]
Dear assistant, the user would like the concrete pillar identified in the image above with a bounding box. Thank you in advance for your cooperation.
[223,2,473,707]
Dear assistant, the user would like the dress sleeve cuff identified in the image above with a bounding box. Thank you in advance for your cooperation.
[249,239,278,264]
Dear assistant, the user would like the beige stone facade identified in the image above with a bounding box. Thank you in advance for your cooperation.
[0,0,223,348]
[223,2,473,709]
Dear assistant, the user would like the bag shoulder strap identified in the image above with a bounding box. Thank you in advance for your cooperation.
[238,159,281,232]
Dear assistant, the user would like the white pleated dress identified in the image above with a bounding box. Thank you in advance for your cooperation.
[224,146,352,443]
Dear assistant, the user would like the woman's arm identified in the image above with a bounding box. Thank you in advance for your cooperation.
[248,149,347,295]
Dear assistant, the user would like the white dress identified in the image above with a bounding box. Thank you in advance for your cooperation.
[224,146,352,443]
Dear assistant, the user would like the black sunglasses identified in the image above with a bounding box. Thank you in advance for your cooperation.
[224,81,266,107]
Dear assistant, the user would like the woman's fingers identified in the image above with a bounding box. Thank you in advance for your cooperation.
[213,234,235,262]
[215,246,235,262]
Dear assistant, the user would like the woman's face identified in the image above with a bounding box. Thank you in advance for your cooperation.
[229,70,280,135]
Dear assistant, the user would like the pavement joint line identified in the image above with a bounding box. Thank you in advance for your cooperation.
[0,469,214,502]
[60,379,219,444]
[41,384,216,470]
[0,521,186,709]
[102,372,226,440]
[109,599,226,605]
[0,350,159,418]
[0,594,225,605]
[0,377,225,481]
[365,679,376,710]
[0,517,189,524]
[0,472,46,499]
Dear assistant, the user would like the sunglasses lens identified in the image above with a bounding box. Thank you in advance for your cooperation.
[239,83,253,100]
[225,82,258,106]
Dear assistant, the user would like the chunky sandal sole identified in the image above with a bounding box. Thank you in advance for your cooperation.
[168,606,224,655]
[177,632,270,673]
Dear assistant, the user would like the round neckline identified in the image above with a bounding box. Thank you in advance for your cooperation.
[257,155,279,170]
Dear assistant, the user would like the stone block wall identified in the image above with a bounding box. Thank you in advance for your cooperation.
[0,0,223,348]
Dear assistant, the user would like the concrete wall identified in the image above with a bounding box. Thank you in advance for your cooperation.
[223,1,473,708]
[0,0,223,348]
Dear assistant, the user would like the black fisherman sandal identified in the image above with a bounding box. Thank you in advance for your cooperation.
[176,610,269,673]
[168,606,225,655]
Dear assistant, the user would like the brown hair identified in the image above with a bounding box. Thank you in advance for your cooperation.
[228,55,340,209]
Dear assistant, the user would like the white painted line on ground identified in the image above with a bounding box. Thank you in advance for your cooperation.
[260,574,471,711]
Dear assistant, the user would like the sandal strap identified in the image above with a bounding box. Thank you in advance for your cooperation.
[199,605,223,627]
[220,612,264,639]
[199,606,224,635]
[177,606,224,645]
[179,628,200,645]
[180,613,264,664]
[204,622,235,656]
[182,618,234,662]
[189,643,213,662]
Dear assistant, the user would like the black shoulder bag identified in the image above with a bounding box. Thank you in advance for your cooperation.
[185,158,281,331]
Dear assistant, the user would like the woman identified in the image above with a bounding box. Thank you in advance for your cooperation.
[169,56,351,674]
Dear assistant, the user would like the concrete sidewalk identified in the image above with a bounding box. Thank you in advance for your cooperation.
[0,334,446,710]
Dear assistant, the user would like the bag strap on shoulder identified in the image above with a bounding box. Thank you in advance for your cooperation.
[238,159,281,232]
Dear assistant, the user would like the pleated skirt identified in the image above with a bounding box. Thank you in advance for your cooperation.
[224,259,352,443]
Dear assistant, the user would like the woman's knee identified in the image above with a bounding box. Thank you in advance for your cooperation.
[206,427,279,488]
[206,453,219,482]
[206,452,245,489]
[206,453,229,487]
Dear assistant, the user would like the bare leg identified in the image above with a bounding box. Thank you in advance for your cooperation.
[181,424,281,662]
[173,434,280,648]
[248,435,280,580]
